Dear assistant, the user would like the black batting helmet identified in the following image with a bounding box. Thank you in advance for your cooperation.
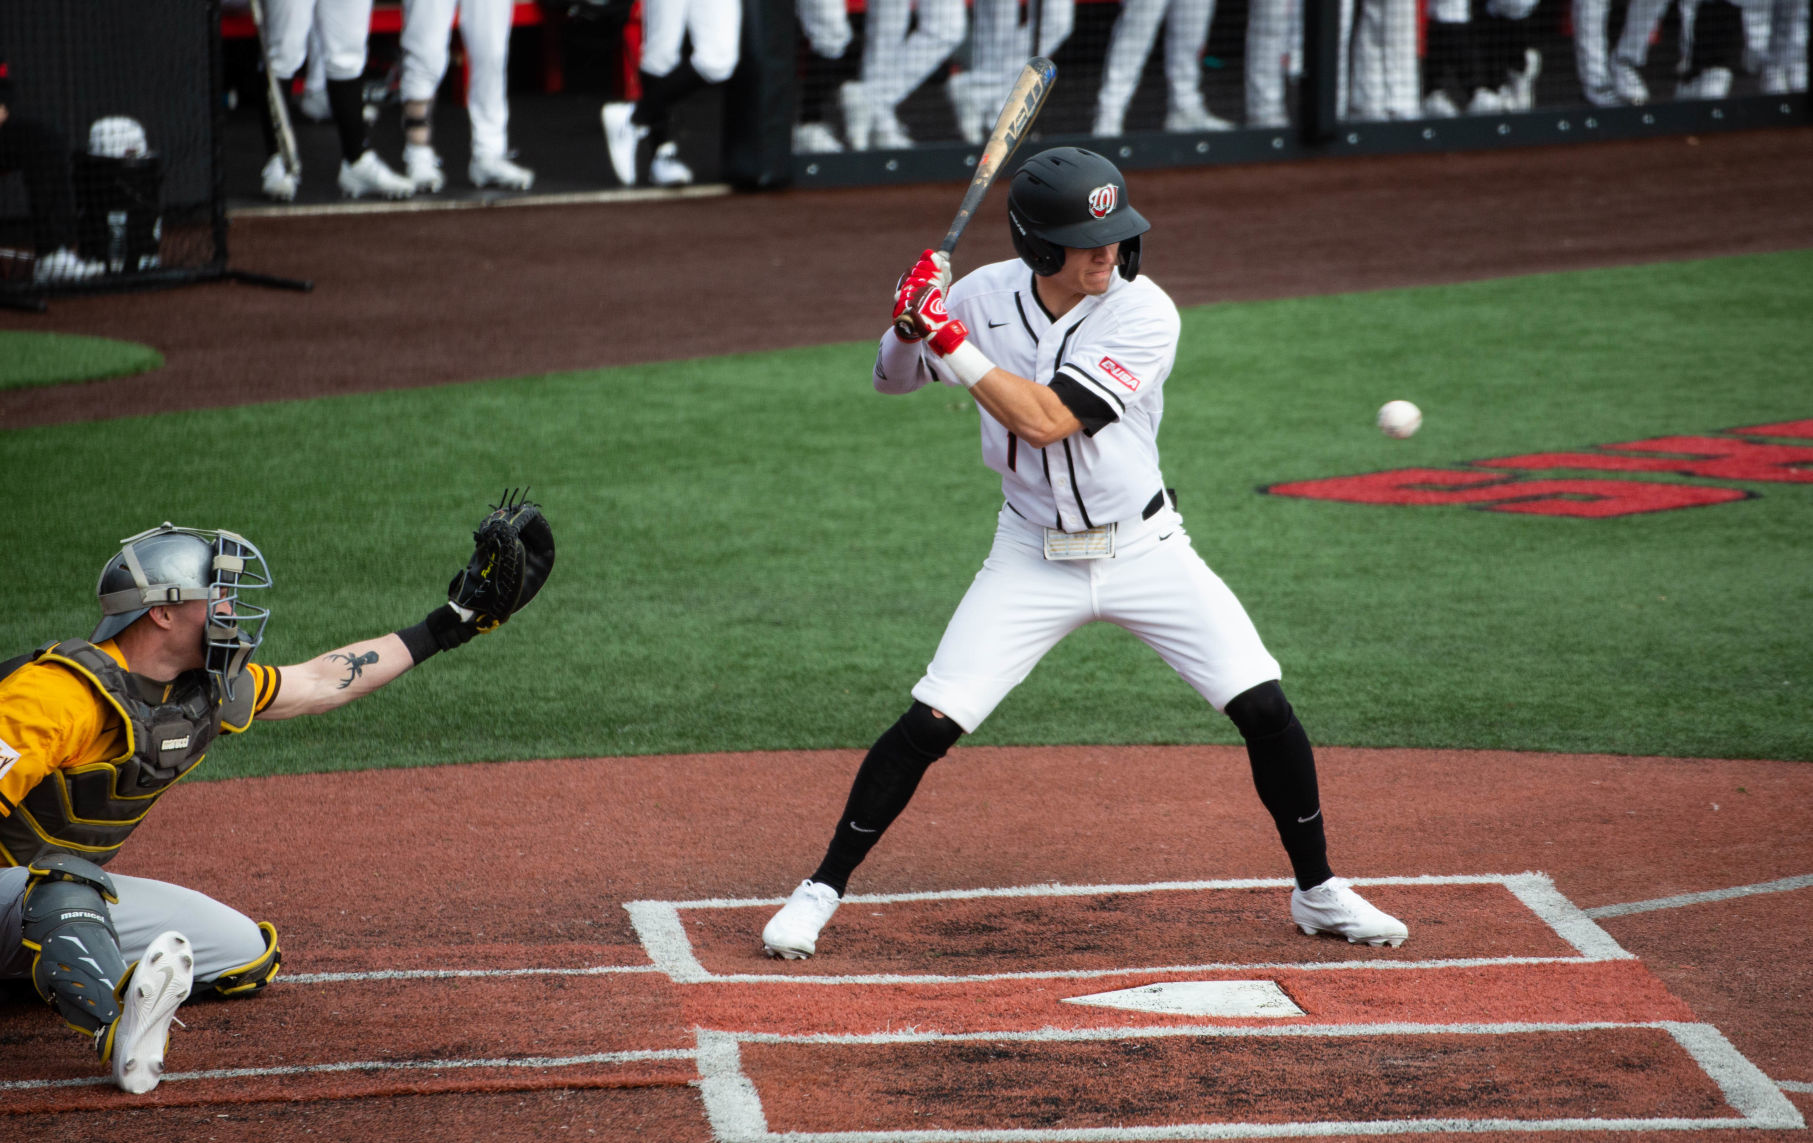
[1007,147,1150,281]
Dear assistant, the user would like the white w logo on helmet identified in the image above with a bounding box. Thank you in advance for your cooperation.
[1087,184,1119,219]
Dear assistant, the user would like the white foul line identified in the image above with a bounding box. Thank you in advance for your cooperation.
[283,963,664,984]
[1584,873,1813,918]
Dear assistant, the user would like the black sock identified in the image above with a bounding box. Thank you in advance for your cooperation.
[1226,683,1334,891]
[326,78,370,163]
[631,61,706,146]
[810,702,961,895]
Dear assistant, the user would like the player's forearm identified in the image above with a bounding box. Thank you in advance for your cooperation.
[874,330,935,394]
[968,370,1082,447]
[260,633,414,719]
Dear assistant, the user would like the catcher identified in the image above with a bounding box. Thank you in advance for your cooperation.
[0,495,553,1094]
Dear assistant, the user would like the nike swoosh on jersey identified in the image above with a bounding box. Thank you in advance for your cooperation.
[987,320,1009,329]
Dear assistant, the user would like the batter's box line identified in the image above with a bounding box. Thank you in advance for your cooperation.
[625,873,1630,985]
[695,1022,1806,1141]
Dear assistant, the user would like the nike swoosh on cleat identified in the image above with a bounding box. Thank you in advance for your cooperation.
[1296,809,1322,823]
[850,821,878,833]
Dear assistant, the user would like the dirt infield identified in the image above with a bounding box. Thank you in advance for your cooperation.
[2,127,1811,428]
[2,132,1810,1137]
[2,745,1809,1137]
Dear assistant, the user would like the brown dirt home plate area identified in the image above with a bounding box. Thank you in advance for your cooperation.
[1,128,1810,1140]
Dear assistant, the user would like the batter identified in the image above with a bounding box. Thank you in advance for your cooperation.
[762,147,1409,959]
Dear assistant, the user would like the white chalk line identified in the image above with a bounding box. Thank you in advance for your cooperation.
[282,963,664,984]
[1585,873,1813,918]
[0,1048,697,1094]
[697,1023,1806,1140]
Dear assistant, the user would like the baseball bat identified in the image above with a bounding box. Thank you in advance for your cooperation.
[247,0,302,178]
[895,57,1057,339]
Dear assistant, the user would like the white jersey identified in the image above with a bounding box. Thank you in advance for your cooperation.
[875,258,1182,533]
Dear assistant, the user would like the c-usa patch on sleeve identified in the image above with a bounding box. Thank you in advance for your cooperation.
[1099,355,1141,391]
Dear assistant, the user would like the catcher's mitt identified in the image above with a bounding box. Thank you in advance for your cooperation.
[448,489,556,633]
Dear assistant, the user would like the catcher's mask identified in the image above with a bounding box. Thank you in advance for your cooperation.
[1007,147,1150,282]
[92,523,272,700]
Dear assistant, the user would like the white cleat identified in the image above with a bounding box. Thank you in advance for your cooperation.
[1291,877,1409,948]
[601,101,646,186]
[839,81,875,151]
[871,107,913,150]
[32,246,105,283]
[791,121,845,153]
[762,879,840,959]
[1164,101,1235,132]
[1421,90,1461,118]
[1610,58,1649,104]
[649,141,693,187]
[337,150,414,199]
[260,152,298,202]
[403,143,446,193]
[469,152,535,190]
[108,931,193,1094]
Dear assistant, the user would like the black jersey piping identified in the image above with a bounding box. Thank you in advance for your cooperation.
[1060,363,1126,414]
[1028,271,1058,322]
[1060,438,1096,528]
[1012,292,1041,344]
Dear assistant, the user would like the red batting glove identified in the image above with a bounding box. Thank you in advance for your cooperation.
[891,250,952,341]
[915,287,971,357]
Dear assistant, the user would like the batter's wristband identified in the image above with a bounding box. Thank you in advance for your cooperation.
[940,339,994,389]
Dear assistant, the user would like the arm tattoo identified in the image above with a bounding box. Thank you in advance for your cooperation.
[328,650,380,690]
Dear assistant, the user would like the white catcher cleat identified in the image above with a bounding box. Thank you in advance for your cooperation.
[106,931,194,1094]
[1291,878,1409,947]
[762,879,840,959]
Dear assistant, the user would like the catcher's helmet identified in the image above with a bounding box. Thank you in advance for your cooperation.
[1007,147,1150,281]
[93,523,272,699]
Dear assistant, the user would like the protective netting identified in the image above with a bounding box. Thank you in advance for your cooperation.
[0,0,223,295]
[785,0,1808,149]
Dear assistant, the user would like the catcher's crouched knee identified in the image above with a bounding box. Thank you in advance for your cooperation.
[198,920,282,997]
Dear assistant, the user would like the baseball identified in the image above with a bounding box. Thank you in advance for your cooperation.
[1377,400,1422,439]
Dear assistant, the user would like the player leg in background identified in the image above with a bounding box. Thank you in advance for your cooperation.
[1349,0,1421,119]
[953,0,1074,143]
[399,0,456,192]
[0,112,103,282]
[1098,514,1409,946]
[1419,0,1503,115]
[601,0,741,186]
[458,0,534,188]
[1611,0,1672,103]
[320,0,415,197]
[1572,0,1636,103]
[257,0,318,199]
[1162,0,1232,129]
[1761,0,1809,91]
[795,0,857,152]
[763,507,1091,959]
[1094,0,1172,134]
[1243,0,1298,125]
[1676,0,1744,95]
[301,24,332,121]
[1482,0,1543,110]
[855,0,968,148]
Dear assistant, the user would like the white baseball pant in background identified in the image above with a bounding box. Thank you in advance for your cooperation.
[862,0,968,110]
[1246,0,1352,125]
[263,0,377,82]
[1093,0,1219,132]
[401,0,517,160]
[640,0,743,83]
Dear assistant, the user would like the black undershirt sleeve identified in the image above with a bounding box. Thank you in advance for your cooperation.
[1048,374,1118,437]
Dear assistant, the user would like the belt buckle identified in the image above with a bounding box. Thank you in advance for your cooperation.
[1044,524,1116,561]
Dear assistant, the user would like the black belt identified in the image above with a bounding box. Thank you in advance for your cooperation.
[1142,488,1177,520]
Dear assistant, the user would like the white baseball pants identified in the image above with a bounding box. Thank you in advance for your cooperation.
[912,503,1283,734]
[0,866,268,988]
[401,0,517,159]
[263,0,376,82]
[640,0,743,83]
[1246,0,1352,124]
[798,0,854,59]
[1349,0,1419,119]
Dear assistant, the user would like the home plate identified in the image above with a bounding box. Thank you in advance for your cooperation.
[1062,980,1305,1017]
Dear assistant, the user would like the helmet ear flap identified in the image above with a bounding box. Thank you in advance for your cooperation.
[1009,202,1066,277]
[1117,233,1142,281]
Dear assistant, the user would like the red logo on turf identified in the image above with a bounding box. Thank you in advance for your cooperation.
[1087,184,1118,219]
[1099,356,1139,390]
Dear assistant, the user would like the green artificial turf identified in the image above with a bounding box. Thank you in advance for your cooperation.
[0,331,163,390]
[3,251,1808,774]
